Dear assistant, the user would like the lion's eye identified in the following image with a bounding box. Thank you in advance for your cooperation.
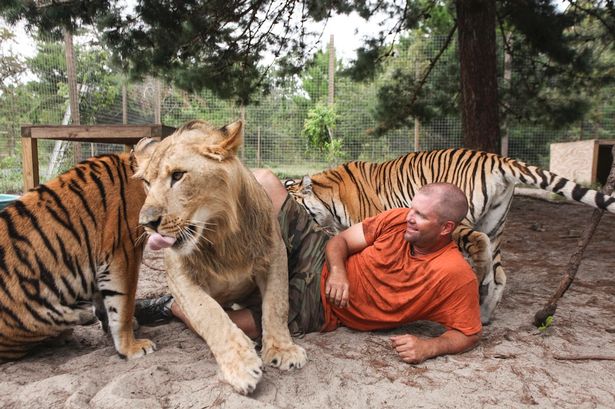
[171,171,185,187]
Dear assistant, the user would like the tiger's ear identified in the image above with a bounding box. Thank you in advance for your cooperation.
[301,175,313,194]
[132,137,159,176]
[199,120,244,161]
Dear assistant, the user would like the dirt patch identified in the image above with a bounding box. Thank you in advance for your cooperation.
[1,196,614,408]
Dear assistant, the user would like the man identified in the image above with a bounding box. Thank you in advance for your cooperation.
[136,171,481,363]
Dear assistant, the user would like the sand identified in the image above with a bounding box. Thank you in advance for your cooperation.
[1,196,614,408]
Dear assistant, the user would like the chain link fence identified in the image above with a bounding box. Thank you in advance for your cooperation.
[0,26,608,193]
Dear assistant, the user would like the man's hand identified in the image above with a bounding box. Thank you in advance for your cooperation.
[390,334,432,364]
[326,267,350,308]
[324,222,368,309]
[391,330,480,364]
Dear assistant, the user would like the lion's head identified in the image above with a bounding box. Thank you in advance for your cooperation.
[133,120,251,256]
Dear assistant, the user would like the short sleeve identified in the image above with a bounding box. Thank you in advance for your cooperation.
[362,209,408,245]
[431,279,482,336]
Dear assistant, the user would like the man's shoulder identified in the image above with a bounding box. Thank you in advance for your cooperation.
[363,208,408,239]
[373,208,409,228]
[435,243,477,281]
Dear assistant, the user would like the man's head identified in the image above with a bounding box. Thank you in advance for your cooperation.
[404,183,468,253]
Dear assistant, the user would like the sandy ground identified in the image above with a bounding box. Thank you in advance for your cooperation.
[1,196,614,409]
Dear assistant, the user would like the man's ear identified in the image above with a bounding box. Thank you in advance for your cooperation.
[198,120,244,161]
[132,137,159,176]
[441,220,456,236]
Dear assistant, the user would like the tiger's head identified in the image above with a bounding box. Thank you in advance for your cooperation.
[285,176,347,235]
[133,120,249,255]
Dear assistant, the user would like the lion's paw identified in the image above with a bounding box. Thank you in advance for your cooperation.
[218,345,263,394]
[262,342,307,370]
[122,338,156,359]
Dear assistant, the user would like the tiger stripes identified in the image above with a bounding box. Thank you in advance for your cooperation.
[0,153,155,360]
[286,148,615,323]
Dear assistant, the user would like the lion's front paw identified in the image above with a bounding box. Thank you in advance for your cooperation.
[217,335,263,394]
[121,338,156,359]
[262,341,307,370]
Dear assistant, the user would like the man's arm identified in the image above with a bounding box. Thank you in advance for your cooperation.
[390,329,481,364]
[325,222,369,308]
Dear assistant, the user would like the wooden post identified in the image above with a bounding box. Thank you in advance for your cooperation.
[123,82,131,152]
[501,33,512,157]
[154,79,161,124]
[63,29,82,162]
[240,104,246,161]
[256,127,261,168]
[327,34,335,107]
[413,60,420,151]
[21,127,39,192]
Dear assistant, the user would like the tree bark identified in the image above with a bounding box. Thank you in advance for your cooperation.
[456,0,500,153]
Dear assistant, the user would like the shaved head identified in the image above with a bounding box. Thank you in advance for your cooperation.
[416,183,468,225]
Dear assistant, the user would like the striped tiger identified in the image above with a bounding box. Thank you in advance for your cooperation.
[0,153,155,360]
[285,148,615,324]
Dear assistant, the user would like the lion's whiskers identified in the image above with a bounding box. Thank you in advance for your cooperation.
[135,231,149,248]
[185,224,213,247]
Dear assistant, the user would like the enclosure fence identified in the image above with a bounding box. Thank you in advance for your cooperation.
[0,25,610,193]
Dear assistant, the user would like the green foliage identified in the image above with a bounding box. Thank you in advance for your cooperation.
[303,103,337,149]
[4,0,615,147]
[323,137,348,165]
[0,155,22,194]
[538,315,554,333]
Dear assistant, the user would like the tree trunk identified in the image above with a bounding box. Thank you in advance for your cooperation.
[456,0,500,153]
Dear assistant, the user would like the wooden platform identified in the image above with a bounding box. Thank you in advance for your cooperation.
[20,124,176,192]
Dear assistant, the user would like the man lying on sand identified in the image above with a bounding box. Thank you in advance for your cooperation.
[136,175,481,364]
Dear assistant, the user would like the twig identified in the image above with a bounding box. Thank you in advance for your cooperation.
[553,355,615,362]
[534,146,615,328]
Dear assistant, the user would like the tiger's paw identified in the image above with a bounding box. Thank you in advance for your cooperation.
[121,338,156,359]
[262,341,307,370]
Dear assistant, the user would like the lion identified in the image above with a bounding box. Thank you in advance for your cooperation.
[133,119,307,394]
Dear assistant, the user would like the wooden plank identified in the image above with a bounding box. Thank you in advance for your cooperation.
[21,135,39,192]
[24,124,176,144]
[19,124,176,190]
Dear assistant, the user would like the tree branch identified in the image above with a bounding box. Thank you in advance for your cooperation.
[534,145,615,327]
[408,21,457,109]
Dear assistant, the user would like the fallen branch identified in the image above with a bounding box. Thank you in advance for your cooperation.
[553,355,615,362]
[534,146,615,328]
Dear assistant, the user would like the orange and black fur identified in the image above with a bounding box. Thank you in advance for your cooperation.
[0,153,155,360]
[286,148,615,323]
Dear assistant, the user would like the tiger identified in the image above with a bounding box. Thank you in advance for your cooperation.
[0,153,155,360]
[285,148,615,324]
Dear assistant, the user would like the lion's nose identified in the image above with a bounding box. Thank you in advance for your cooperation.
[139,207,162,231]
[141,217,161,231]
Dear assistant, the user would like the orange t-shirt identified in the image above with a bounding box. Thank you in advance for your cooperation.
[320,208,482,336]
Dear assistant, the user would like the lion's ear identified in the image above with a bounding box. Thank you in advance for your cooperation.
[199,120,244,161]
[132,137,159,175]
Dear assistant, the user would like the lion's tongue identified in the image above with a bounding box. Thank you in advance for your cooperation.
[148,233,176,251]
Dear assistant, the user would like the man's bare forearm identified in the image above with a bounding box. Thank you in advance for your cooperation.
[428,330,480,358]
[391,330,480,363]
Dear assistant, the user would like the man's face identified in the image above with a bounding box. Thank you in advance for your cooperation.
[404,193,445,246]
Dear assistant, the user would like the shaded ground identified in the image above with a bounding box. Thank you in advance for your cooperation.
[1,196,614,408]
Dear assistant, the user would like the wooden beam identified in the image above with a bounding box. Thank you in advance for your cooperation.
[21,129,39,193]
[20,124,176,190]
[23,124,176,145]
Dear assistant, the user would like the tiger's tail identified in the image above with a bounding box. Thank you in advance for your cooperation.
[504,157,615,213]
